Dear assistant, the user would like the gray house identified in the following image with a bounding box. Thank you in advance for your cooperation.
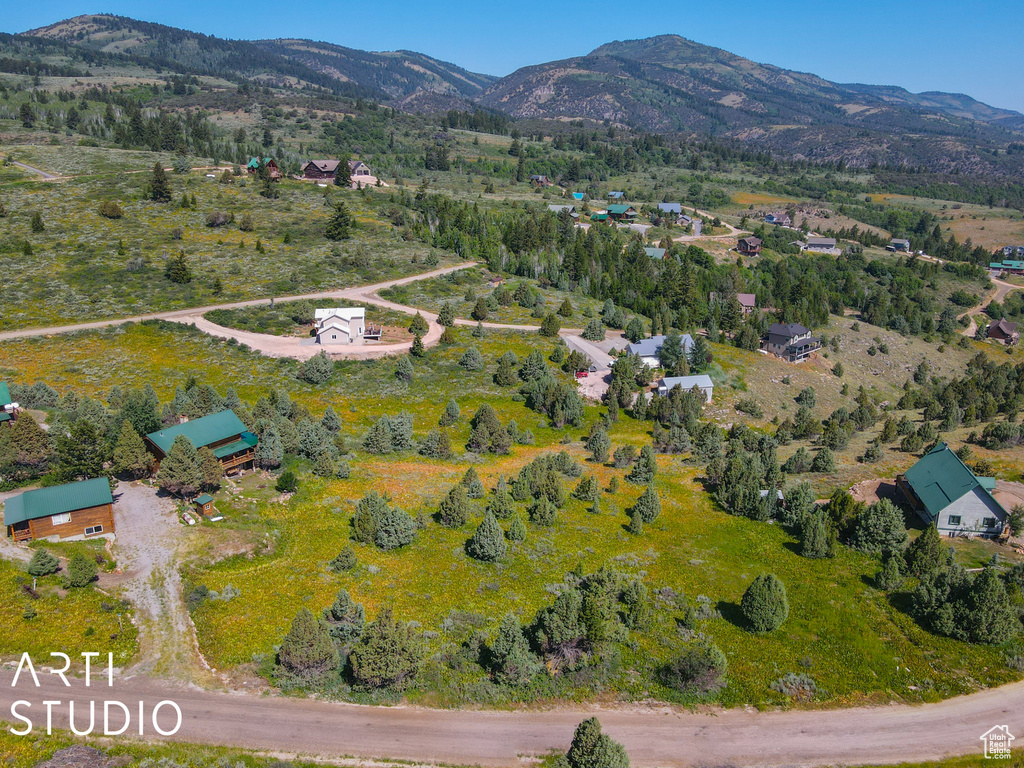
[627,334,695,368]
[764,323,820,362]
[889,238,911,252]
[805,236,838,253]
[657,374,713,403]
[658,202,682,215]
[897,443,1007,538]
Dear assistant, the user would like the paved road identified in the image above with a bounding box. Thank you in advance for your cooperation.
[0,668,1015,767]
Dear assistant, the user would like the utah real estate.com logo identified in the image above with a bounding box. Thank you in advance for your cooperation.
[980,725,1015,759]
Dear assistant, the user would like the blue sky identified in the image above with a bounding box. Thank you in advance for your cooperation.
[5,0,1024,112]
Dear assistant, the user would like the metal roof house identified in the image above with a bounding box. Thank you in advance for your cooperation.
[146,411,257,475]
[897,443,1006,538]
[657,374,714,403]
[606,204,638,221]
[4,477,114,543]
[889,238,911,252]
[805,236,838,253]
[547,204,579,219]
[657,202,682,215]
[644,247,667,260]
[626,334,695,368]
[607,191,625,199]
[0,381,16,425]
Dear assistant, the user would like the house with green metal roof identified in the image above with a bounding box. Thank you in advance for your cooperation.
[246,157,281,179]
[606,204,638,221]
[4,477,114,542]
[145,410,257,475]
[896,442,1007,537]
[644,247,667,260]
[0,381,15,424]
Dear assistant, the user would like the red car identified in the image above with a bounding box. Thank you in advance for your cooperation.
[574,371,588,379]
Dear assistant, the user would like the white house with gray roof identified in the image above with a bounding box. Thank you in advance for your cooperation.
[657,374,713,403]
[626,334,694,368]
[315,307,366,345]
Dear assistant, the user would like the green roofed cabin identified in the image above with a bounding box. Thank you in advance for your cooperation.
[0,381,17,425]
[896,442,1007,538]
[146,410,257,476]
[606,204,638,221]
[4,477,114,543]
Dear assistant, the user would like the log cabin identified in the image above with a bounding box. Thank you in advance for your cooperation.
[302,160,341,180]
[4,477,114,543]
[0,381,17,425]
[145,410,257,475]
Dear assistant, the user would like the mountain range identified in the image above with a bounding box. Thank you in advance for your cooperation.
[15,15,1024,173]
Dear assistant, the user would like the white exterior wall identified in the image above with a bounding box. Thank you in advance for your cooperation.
[935,488,1006,537]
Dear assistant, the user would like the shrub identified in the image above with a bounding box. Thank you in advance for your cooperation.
[275,470,298,494]
[329,547,357,572]
[466,511,507,561]
[770,673,817,701]
[27,549,60,577]
[277,607,338,687]
[349,608,424,689]
[373,505,417,551]
[459,347,484,371]
[98,201,123,219]
[488,613,539,685]
[301,351,334,385]
[740,574,788,632]
[660,641,728,695]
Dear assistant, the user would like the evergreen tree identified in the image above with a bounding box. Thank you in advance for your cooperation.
[582,318,606,341]
[487,487,516,520]
[438,485,472,527]
[740,574,789,632]
[438,302,456,326]
[587,427,611,463]
[876,555,904,590]
[800,511,834,558]
[277,607,339,686]
[409,312,429,335]
[467,510,507,561]
[507,513,527,542]
[27,549,60,577]
[810,447,835,473]
[198,447,223,491]
[150,162,172,202]
[471,298,489,321]
[395,356,414,382]
[158,434,202,497]
[54,419,107,482]
[905,524,944,576]
[850,499,908,557]
[410,333,425,357]
[374,505,417,550]
[439,326,457,344]
[165,251,192,284]
[322,589,365,650]
[558,298,575,318]
[418,428,453,460]
[624,317,646,343]
[256,423,284,469]
[631,485,661,524]
[540,313,561,337]
[462,467,486,498]
[439,399,460,426]
[494,356,518,386]
[321,407,342,434]
[112,420,150,479]
[626,445,657,484]
[351,491,389,544]
[363,416,395,454]
[567,718,630,768]
[964,566,1018,644]
[627,511,644,535]
[63,552,97,588]
[489,613,538,685]
[349,608,424,688]
[459,347,484,371]
[30,212,44,233]
[325,200,353,240]
[528,496,557,526]
[301,351,334,385]
[329,546,357,572]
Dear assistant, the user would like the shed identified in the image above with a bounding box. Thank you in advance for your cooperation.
[195,494,215,516]
[4,477,114,542]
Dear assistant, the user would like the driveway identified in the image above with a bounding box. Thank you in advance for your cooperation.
[563,334,615,401]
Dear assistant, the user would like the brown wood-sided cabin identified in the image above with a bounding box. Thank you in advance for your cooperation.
[4,477,114,543]
[145,410,258,475]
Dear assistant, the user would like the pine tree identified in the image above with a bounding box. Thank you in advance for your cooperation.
[627,511,644,535]
[876,555,903,590]
[582,318,606,341]
[631,485,661,524]
[461,467,486,498]
[27,549,60,577]
[459,347,484,371]
[63,552,97,588]
[325,200,353,240]
[472,321,484,338]
[467,510,507,561]
[410,333,425,357]
[528,496,557,526]
[418,429,453,460]
[439,399,460,426]
[158,434,202,497]
[395,356,415,382]
[438,485,471,527]
[321,406,342,434]
[471,298,489,321]
[322,588,365,651]
[568,718,630,768]
[301,351,334,385]
[349,608,424,688]
[54,419,107,482]
[363,416,395,455]
[740,574,789,632]
[800,512,834,558]
[30,212,44,232]
[487,487,516,520]
[489,613,538,685]
[811,447,835,473]
[905,524,944,576]
[277,607,339,686]
[626,445,657,484]
[439,326,457,344]
[256,423,283,469]
[374,505,417,550]
[507,513,527,542]
[587,427,611,463]
[112,420,150,479]
[494,357,518,386]
[409,313,429,335]
[558,298,575,318]
[165,251,192,284]
[438,302,455,326]
[540,313,561,337]
[150,162,172,202]
[198,447,223,491]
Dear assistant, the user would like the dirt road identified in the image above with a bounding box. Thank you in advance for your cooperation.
[959,276,1022,337]
[0,668,1016,767]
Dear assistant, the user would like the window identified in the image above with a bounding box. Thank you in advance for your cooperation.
[51,513,71,525]
[983,517,997,528]
[947,515,962,526]
[84,525,103,535]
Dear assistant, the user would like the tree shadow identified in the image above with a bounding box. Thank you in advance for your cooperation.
[781,541,802,556]
[717,600,747,630]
